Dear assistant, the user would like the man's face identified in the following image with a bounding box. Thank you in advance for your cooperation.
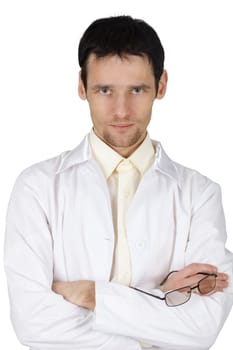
[79,54,167,156]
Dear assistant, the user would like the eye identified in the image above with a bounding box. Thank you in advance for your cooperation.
[99,87,111,95]
[132,87,144,94]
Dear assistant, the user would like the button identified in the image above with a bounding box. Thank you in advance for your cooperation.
[136,240,146,248]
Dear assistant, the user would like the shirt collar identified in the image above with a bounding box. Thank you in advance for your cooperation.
[128,133,155,175]
[56,132,180,188]
[89,129,122,178]
[89,129,155,178]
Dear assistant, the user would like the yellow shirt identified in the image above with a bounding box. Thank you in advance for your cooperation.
[89,129,155,285]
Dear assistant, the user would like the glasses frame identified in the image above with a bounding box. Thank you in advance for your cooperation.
[130,272,217,307]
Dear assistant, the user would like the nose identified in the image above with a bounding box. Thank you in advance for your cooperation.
[112,93,130,119]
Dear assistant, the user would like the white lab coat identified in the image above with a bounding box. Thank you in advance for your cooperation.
[4,135,233,350]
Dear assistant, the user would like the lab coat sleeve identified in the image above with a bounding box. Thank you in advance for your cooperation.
[4,169,140,350]
[94,180,233,349]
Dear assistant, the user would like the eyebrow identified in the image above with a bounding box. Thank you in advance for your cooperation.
[91,85,111,91]
[90,84,152,91]
[129,84,152,90]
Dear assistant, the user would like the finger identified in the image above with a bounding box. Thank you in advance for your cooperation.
[206,286,227,295]
[204,279,229,295]
[185,273,228,290]
[186,272,228,290]
[176,274,207,289]
[216,279,229,289]
[161,272,206,291]
[178,263,218,278]
[216,272,228,281]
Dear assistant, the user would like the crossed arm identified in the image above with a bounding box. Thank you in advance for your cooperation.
[52,263,229,311]
[4,171,233,349]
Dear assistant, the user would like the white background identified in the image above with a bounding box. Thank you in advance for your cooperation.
[0,0,232,348]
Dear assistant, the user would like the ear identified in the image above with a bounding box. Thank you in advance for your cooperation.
[156,70,168,99]
[78,71,87,100]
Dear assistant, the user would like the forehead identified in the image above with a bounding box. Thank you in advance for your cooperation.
[86,54,154,85]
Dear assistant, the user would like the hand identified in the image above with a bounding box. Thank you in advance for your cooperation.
[160,263,228,295]
[52,280,95,310]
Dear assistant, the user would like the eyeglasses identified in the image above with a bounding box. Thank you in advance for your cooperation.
[130,272,217,307]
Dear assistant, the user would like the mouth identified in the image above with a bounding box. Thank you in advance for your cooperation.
[109,123,134,129]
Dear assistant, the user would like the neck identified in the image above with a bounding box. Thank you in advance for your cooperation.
[92,128,147,158]
[110,139,145,158]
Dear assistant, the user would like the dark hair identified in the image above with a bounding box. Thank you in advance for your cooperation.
[78,15,165,92]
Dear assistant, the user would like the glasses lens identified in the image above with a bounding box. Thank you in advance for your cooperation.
[165,287,191,306]
[198,275,216,294]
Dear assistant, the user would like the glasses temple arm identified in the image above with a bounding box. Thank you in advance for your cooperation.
[129,286,165,301]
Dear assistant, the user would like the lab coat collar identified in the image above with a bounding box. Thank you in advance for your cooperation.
[56,134,180,187]
[56,135,91,174]
[152,140,180,188]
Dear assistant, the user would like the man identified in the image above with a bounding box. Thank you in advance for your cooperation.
[4,15,233,350]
